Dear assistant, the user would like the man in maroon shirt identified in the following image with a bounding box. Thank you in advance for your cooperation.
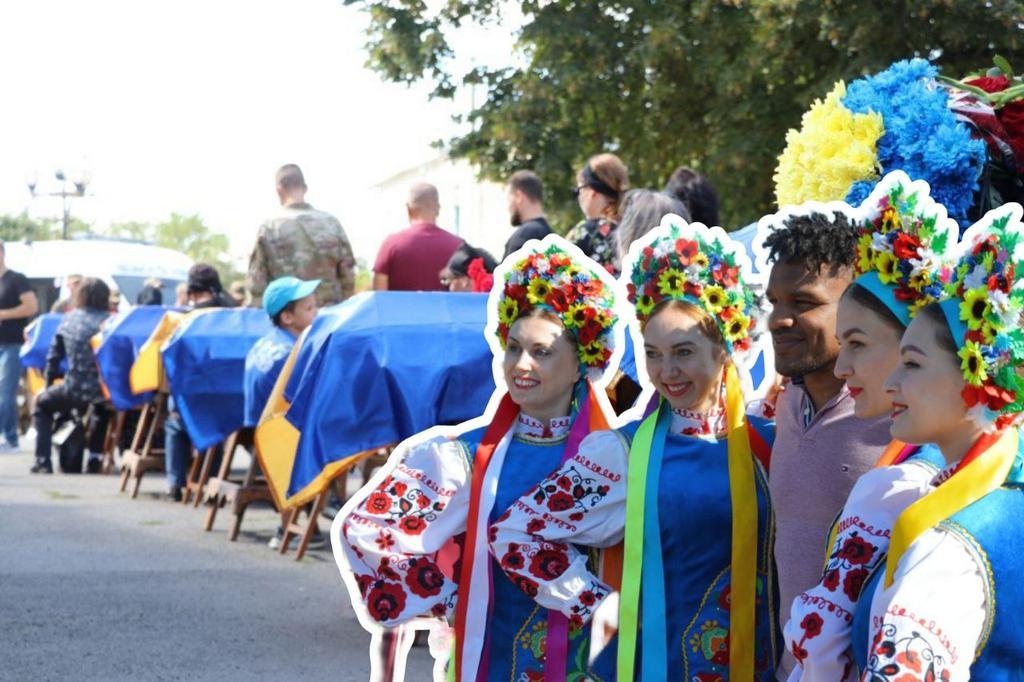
[372,182,463,291]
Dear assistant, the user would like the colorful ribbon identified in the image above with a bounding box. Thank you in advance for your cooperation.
[617,364,757,679]
[885,429,1017,587]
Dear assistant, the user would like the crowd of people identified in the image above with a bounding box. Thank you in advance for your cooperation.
[7,145,1022,682]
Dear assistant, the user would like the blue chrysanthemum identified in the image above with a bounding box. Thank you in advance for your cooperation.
[841,58,987,227]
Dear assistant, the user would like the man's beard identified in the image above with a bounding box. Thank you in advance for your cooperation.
[510,210,522,227]
[774,350,836,379]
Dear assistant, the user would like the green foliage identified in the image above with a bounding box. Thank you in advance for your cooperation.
[347,0,1024,228]
[108,213,241,282]
[0,213,91,242]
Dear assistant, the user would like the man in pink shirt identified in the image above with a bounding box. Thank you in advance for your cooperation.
[762,210,892,679]
[372,182,463,292]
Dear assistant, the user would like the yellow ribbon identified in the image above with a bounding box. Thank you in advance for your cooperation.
[725,362,757,678]
[885,429,1018,588]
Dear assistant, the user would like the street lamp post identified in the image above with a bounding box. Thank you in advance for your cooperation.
[26,168,90,240]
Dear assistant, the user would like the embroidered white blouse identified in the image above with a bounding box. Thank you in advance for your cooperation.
[784,457,989,682]
[333,412,572,627]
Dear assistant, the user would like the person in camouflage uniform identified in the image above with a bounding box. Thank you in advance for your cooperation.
[247,164,356,308]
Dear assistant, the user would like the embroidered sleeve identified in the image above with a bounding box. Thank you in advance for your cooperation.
[334,436,470,627]
[784,462,938,682]
[860,528,987,682]
[487,429,627,628]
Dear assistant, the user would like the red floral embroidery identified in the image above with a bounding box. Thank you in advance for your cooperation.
[530,463,612,514]
[366,491,392,515]
[842,567,868,601]
[529,545,570,580]
[546,491,574,512]
[367,581,407,622]
[822,567,840,591]
[511,574,539,598]
[399,516,427,535]
[801,612,824,638]
[837,534,875,565]
[865,623,953,682]
[526,518,547,534]
[501,546,526,572]
[405,557,445,598]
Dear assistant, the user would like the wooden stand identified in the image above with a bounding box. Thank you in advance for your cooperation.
[118,393,168,498]
[202,428,275,539]
[100,410,128,474]
[182,443,219,507]
[278,490,329,562]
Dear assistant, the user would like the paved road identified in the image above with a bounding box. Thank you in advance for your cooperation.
[0,448,433,681]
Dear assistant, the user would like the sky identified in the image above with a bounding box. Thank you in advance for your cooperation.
[0,0,516,265]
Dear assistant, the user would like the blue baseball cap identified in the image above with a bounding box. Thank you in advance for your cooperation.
[263,277,320,317]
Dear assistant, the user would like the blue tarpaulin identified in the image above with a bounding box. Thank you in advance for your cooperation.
[20,313,63,370]
[95,306,168,411]
[283,292,496,498]
[162,308,272,450]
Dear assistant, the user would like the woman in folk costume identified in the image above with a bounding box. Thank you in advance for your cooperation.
[488,216,778,680]
[843,203,1024,681]
[781,171,961,681]
[332,235,625,681]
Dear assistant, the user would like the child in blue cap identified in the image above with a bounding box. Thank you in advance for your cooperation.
[243,276,321,548]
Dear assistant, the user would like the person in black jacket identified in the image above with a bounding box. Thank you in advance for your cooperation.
[30,279,111,474]
[503,170,553,259]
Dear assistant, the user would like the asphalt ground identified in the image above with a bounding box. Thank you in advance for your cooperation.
[0,445,433,681]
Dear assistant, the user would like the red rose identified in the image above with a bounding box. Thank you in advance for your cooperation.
[966,75,1012,94]
[399,516,427,535]
[892,232,922,261]
[547,491,574,512]
[836,535,875,566]
[822,568,840,592]
[529,546,570,580]
[526,518,547,534]
[367,581,407,622]
[800,612,824,639]
[365,491,392,515]
[999,100,1024,159]
[406,558,446,598]
[842,568,868,601]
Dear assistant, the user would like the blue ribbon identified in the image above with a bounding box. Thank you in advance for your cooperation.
[640,402,672,679]
[854,271,912,327]
[939,297,968,348]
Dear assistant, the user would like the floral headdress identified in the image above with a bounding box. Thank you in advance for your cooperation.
[496,241,618,375]
[625,217,759,354]
[853,171,958,324]
[940,204,1024,431]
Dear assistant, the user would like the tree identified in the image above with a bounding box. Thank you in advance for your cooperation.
[345,0,1024,228]
[0,213,90,242]
[108,214,242,283]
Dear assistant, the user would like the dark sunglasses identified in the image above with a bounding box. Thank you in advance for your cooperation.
[571,184,588,198]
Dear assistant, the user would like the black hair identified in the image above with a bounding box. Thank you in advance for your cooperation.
[508,170,544,203]
[74,277,111,312]
[444,243,498,278]
[762,211,858,274]
[664,166,720,226]
[136,285,163,306]
[842,282,905,333]
[275,164,306,191]
[918,301,959,356]
[271,300,298,328]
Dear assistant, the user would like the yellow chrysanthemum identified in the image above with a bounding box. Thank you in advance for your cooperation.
[527,278,553,305]
[961,288,992,331]
[578,341,607,366]
[498,298,519,326]
[958,340,989,387]
[636,294,657,318]
[700,285,728,314]
[873,250,900,285]
[857,234,874,273]
[657,268,686,297]
[774,81,884,206]
[692,252,710,269]
[723,312,751,343]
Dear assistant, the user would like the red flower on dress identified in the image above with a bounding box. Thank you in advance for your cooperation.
[367,581,407,622]
[556,475,572,491]
[842,568,868,601]
[791,642,809,663]
[547,491,574,512]
[399,516,427,535]
[415,494,430,509]
[501,548,526,572]
[580,590,597,606]
[366,491,392,515]
[512,575,539,597]
[822,568,840,592]
[355,573,374,597]
[392,482,408,496]
[529,546,570,580]
[836,535,875,566]
[717,585,731,611]
[800,612,824,639]
[526,518,547,534]
[406,558,446,598]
